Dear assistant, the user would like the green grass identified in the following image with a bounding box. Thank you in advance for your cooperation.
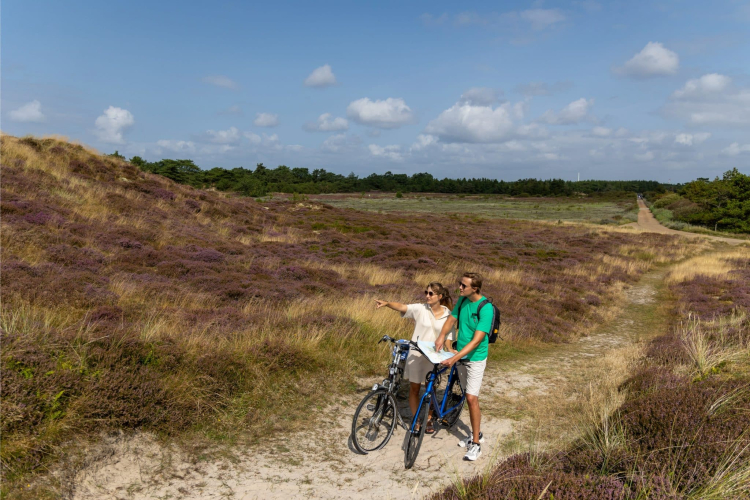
[310,194,639,225]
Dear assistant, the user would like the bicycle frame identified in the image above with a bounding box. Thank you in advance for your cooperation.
[409,363,464,433]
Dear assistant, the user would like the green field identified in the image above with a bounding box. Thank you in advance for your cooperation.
[309,194,639,224]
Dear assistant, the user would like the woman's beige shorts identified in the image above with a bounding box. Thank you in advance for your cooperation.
[405,351,434,384]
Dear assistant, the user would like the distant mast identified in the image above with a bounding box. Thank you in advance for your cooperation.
[577,172,580,182]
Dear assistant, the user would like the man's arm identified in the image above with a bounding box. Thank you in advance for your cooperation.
[440,329,485,367]
[434,315,457,352]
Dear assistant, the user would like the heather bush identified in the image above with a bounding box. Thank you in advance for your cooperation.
[433,253,750,499]
[0,135,711,487]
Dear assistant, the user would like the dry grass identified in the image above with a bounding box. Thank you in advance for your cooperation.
[678,311,748,379]
[666,249,749,284]
[493,344,641,464]
[687,435,750,500]
[303,260,404,286]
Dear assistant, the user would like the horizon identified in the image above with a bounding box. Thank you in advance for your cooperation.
[3,0,750,183]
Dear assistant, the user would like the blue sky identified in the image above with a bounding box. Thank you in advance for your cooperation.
[3,0,749,182]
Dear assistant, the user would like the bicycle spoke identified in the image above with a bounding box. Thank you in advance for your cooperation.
[351,389,397,454]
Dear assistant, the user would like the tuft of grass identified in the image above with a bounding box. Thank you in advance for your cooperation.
[679,312,745,379]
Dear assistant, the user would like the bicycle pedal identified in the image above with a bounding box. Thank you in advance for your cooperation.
[367,404,375,411]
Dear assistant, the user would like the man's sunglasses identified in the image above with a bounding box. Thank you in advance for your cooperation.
[458,282,471,289]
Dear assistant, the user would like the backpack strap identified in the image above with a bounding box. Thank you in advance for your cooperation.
[475,299,489,318]
[455,296,466,325]
[475,299,492,339]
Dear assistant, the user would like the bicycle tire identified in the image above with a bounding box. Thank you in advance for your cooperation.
[441,375,465,428]
[351,389,397,454]
[404,398,430,469]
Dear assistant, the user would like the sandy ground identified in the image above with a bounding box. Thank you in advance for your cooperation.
[626,199,746,246]
[69,264,672,500]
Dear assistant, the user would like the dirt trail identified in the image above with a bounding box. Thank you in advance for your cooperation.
[71,267,674,500]
[626,199,746,246]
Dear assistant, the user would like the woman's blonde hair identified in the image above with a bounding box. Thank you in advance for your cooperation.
[427,282,453,310]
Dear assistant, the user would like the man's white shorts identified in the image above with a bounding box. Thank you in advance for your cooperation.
[456,359,487,397]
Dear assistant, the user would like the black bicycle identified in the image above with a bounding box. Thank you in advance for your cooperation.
[351,335,410,454]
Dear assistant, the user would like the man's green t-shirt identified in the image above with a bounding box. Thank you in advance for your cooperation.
[451,296,490,362]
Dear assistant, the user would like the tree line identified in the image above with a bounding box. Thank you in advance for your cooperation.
[114,152,675,198]
[649,168,749,233]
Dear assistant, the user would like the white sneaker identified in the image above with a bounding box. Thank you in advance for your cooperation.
[464,442,482,461]
[458,432,484,448]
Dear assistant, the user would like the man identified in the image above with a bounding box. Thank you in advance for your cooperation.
[435,272,490,461]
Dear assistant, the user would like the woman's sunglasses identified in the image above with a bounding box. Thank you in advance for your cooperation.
[424,290,437,296]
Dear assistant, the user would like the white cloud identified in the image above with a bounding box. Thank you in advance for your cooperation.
[205,126,241,144]
[346,97,415,129]
[634,151,655,161]
[94,106,134,144]
[420,13,449,26]
[321,133,361,153]
[541,152,562,161]
[591,126,612,137]
[674,132,711,146]
[460,87,502,106]
[9,100,46,122]
[663,74,750,127]
[515,81,572,97]
[410,134,439,151]
[615,42,679,78]
[285,144,304,152]
[244,131,262,144]
[304,64,337,87]
[156,140,196,153]
[262,133,282,150]
[219,105,243,116]
[615,127,629,137]
[723,142,750,156]
[368,144,403,161]
[519,9,566,30]
[516,123,548,138]
[671,74,731,99]
[304,113,349,132]
[254,113,279,127]
[573,1,602,12]
[540,98,594,124]
[202,75,239,89]
[425,102,515,143]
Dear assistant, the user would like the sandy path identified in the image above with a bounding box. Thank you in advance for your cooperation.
[70,268,671,500]
[626,199,746,245]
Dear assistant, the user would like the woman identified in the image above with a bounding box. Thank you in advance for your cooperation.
[375,282,455,434]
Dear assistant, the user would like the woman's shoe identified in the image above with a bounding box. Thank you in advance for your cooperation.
[425,418,435,434]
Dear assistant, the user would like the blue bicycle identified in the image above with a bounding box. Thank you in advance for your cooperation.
[404,341,466,469]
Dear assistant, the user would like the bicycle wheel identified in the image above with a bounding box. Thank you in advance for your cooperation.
[404,398,430,469]
[441,374,465,428]
[351,389,397,454]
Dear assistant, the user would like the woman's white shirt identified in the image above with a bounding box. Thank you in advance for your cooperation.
[401,303,455,343]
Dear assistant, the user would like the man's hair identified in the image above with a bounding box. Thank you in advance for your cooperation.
[462,272,483,292]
